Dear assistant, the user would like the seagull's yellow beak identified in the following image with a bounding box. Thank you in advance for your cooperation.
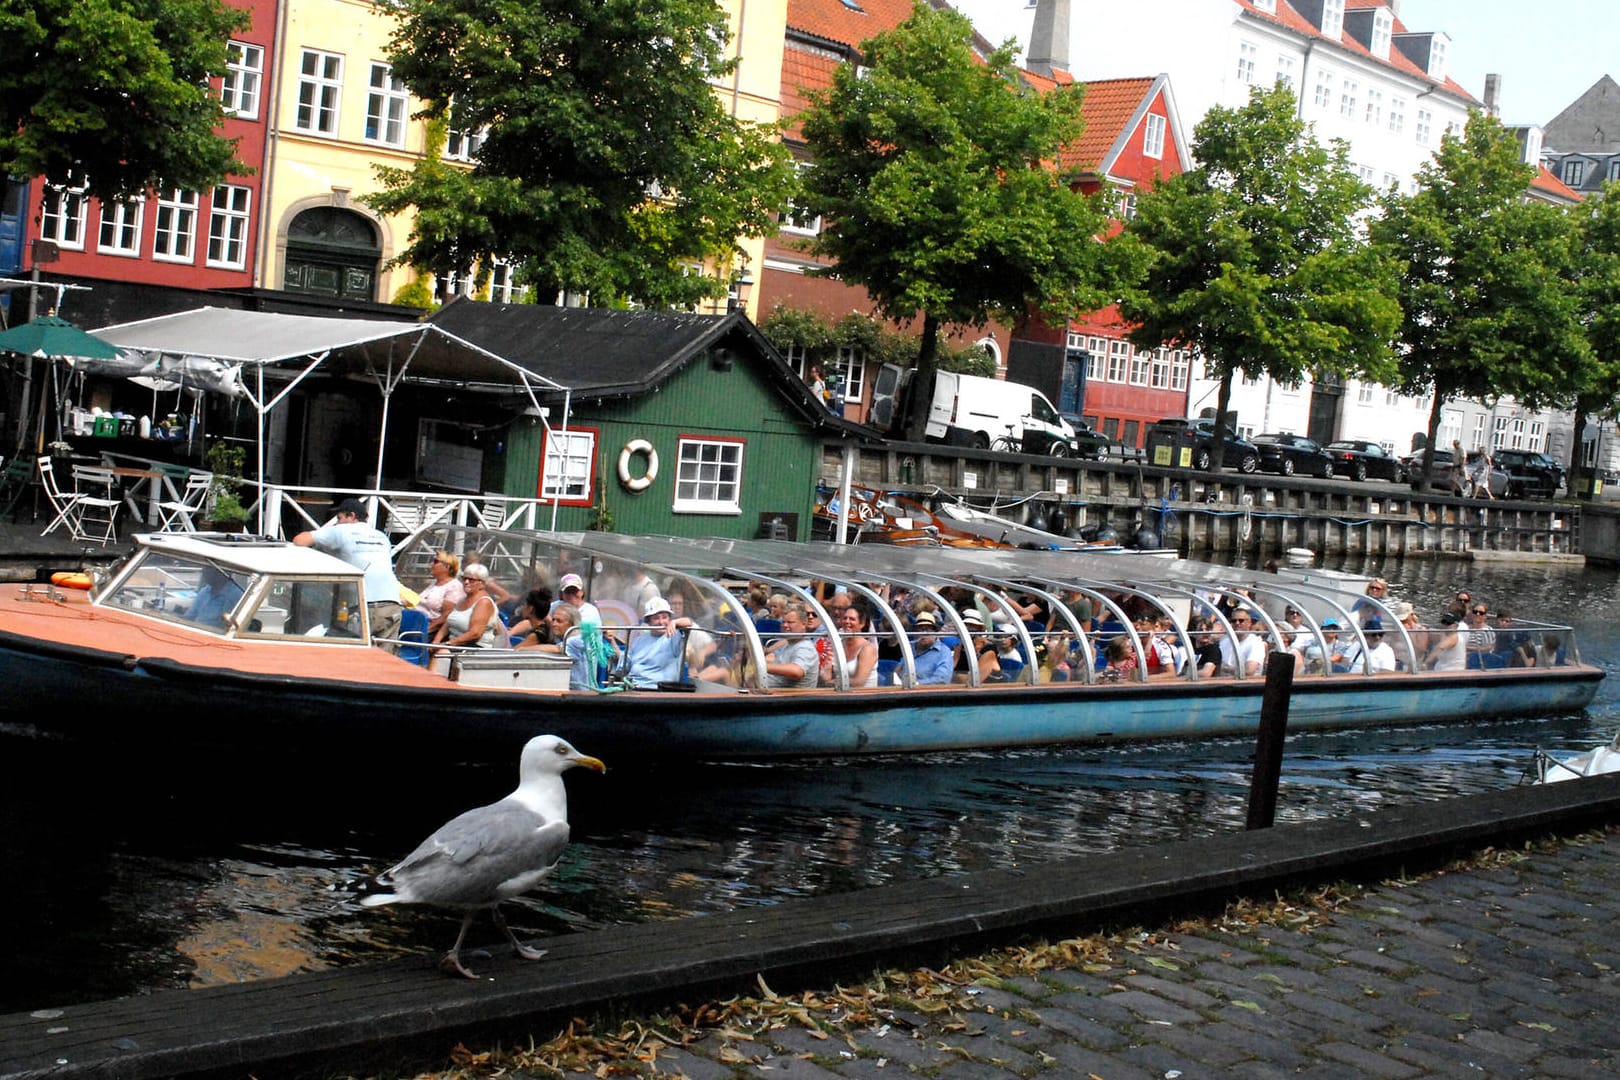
[573,754,607,774]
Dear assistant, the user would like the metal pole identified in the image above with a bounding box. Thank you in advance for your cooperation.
[1246,649,1295,830]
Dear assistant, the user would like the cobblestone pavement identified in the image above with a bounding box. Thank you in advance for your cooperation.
[557,831,1620,1079]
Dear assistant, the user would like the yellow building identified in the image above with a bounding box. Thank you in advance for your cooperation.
[254,0,786,316]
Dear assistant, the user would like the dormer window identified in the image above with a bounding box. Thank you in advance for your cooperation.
[1252,0,1276,12]
[1142,113,1165,159]
[1370,9,1392,58]
[1320,0,1344,39]
[1429,34,1449,80]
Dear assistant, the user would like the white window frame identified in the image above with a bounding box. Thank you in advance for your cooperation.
[540,427,596,506]
[1415,109,1432,147]
[98,198,143,256]
[1086,338,1106,381]
[1339,79,1359,120]
[1364,88,1382,127]
[1358,384,1375,404]
[296,50,343,135]
[1117,189,1137,220]
[1149,348,1170,390]
[1275,54,1296,90]
[1170,350,1189,392]
[1530,421,1544,452]
[1142,113,1165,159]
[1388,97,1406,135]
[1236,41,1258,85]
[434,267,476,306]
[152,190,198,263]
[1609,160,1620,182]
[1440,411,1462,447]
[673,436,744,515]
[835,345,866,402]
[489,258,526,303]
[1320,0,1344,39]
[206,184,251,269]
[1385,389,1400,406]
[1107,340,1129,382]
[221,41,263,119]
[365,63,409,148]
[444,115,488,162]
[1370,9,1392,58]
[1312,69,1334,109]
[781,162,822,236]
[783,342,808,380]
[1428,35,1448,81]
[40,183,88,249]
[1129,349,1150,386]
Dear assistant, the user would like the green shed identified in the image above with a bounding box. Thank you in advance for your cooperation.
[429,302,863,541]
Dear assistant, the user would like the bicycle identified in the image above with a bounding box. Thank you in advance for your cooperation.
[990,424,1022,454]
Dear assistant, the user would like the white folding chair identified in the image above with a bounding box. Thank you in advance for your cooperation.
[155,470,214,532]
[37,456,82,537]
[69,464,123,545]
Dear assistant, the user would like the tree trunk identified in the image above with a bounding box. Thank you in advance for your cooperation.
[1570,395,1593,502]
[1413,393,1444,494]
[1208,368,1235,478]
[901,313,943,443]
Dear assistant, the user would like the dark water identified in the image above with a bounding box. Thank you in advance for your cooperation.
[4,556,1618,1014]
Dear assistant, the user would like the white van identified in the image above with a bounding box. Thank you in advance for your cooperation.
[925,371,1076,456]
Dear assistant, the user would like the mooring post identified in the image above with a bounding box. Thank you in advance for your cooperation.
[1247,649,1296,830]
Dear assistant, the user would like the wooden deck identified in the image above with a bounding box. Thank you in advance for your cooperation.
[5,774,1620,1080]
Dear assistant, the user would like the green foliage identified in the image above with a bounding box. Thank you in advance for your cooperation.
[588,479,614,533]
[797,2,1118,437]
[0,0,247,199]
[391,274,438,311]
[204,440,249,525]
[1371,112,1591,483]
[368,0,795,309]
[761,306,978,380]
[207,489,249,527]
[1120,84,1401,472]
[1565,181,1620,491]
[938,344,998,378]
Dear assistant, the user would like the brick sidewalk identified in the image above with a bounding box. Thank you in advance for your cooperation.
[629,832,1620,1079]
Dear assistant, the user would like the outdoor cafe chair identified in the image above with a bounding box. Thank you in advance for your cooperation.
[36,456,82,538]
[69,464,123,545]
[155,470,214,532]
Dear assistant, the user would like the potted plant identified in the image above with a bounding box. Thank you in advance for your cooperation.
[204,441,251,531]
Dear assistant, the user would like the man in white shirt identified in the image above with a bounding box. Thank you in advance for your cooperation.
[294,497,404,647]
[1217,606,1267,677]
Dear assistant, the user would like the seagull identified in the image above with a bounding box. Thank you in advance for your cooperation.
[359,734,606,979]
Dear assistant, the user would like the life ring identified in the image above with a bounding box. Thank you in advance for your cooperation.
[617,439,658,492]
[50,571,94,590]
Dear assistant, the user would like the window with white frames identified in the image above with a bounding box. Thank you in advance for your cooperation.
[489,259,527,302]
[1087,338,1105,380]
[1339,79,1358,119]
[434,267,476,306]
[1415,109,1432,146]
[1610,160,1620,182]
[1472,414,1485,447]
[40,183,87,248]
[673,436,744,514]
[1320,0,1344,39]
[1275,54,1296,90]
[1252,0,1275,11]
[296,51,342,134]
[221,41,263,119]
[1385,389,1400,406]
[781,162,821,235]
[1150,349,1170,389]
[1107,340,1129,382]
[1370,9,1392,58]
[1170,350,1189,391]
[783,342,808,380]
[1381,172,1399,190]
[1440,412,1461,446]
[1313,69,1334,109]
[1492,416,1508,448]
[1564,159,1586,186]
[444,103,488,162]
[1117,189,1137,219]
[1358,384,1375,404]
[1428,36,1447,80]
[152,190,198,262]
[1388,96,1406,135]
[98,199,142,256]
[1364,88,1382,126]
[1130,349,1150,386]
[539,428,596,506]
[1236,41,1257,85]
[1142,113,1165,159]
[206,184,251,268]
[366,63,409,147]
[835,345,866,402]
[1530,420,1544,451]
[1511,417,1527,449]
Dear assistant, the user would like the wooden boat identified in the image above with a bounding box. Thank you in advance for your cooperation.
[0,529,1602,763]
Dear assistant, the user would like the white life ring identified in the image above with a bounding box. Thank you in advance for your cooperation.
[618,439,658,492]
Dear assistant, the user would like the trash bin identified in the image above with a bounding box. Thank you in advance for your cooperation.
[1145,421,1197,469]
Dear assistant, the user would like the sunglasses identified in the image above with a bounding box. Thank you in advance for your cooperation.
[1473,608,1488,615]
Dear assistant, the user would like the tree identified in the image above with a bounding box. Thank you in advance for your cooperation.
[1570,181,1620,498]
[797,2,1120,441]
[0,0,247,200]
[368,0,794,309]
[1370,112,1590,490]
[1119,85,1401,474]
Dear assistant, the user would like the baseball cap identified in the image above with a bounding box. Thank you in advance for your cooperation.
[333,497,366,517]
[1364,616,1384,632]
[559,573,584,593]
[913,610,939,628]
[960,610,985,629]
[644,597,672,618]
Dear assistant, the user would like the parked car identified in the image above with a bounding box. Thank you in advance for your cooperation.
[1145,417,1260,473]
[1491,449,1566,498]
[1323,439,1406,482]
[1402,448,1512,497]
[1059,414,1118,460]
[1252,433,1335,478]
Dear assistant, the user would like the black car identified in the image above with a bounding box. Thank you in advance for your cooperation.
[1252,433,1334,478]
[1401,448,1512,497]
[1491,449,1565,498]
[1058,414,1115,460]
[1145,417,1260,472]
[1323,439,1406,482]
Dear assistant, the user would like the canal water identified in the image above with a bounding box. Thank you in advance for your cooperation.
[4,556,1618,1014]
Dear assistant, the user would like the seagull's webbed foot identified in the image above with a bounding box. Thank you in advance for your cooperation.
[492,907,548,962]
[440,950,481,980]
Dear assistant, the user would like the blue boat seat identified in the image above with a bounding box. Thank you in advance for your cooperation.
[397,607,431,666]
[999,657,1024,679]
[1466,652,1482,670]
[1481,652,1507,669]
[875,658,901,686]
[755,618,781,636]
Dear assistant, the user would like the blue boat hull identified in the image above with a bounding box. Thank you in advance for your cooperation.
[1,630,1602,761]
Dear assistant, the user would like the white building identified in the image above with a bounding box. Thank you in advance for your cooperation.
[954,0,1540,460]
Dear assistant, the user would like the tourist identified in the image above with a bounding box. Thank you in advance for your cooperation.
[517,603,602,689]
[1391,601,1427,671]
[432,564,504,651]
[1424,612,1468,671]
[1360,617,1398,673]
[293,497,404,647]
[1492,609,1534,667]
[761,603,819,689]
[909,610,955,685]
[416,550,465,637]
[825,599,879,687]
[951,610,1003,684]
[1217,606,1266,677]
[622,597,694,689]
[1190,616,1223,678]
[1464,602,1496,657]
[506,588,555,648]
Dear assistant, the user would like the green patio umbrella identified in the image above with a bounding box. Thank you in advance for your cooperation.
[0,314,120,361]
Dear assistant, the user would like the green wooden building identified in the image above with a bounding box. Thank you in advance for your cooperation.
[430,302,862,540]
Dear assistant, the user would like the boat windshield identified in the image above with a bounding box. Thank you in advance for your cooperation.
[102,550,365,640]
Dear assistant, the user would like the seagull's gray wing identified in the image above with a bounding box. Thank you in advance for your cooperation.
[380,799,571,908]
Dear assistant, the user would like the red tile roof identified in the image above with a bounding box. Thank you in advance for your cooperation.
[1060,78,1157,173]
[787,0,923,50]
[1531,165,1583,203]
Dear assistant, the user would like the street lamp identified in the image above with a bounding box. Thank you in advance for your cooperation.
[727,265,754,315]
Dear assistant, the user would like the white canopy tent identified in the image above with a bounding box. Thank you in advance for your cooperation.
[91,306,573,523]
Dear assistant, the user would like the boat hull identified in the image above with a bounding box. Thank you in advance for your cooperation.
[2,629,1601,761]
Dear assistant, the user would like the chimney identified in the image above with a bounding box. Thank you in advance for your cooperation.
[1027,0,1071,78]
[1484,73,1501,118]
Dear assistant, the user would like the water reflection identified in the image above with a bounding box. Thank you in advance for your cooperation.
[4,556,1618,1014]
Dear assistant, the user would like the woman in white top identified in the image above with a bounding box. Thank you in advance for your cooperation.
[416,550,465,635]
[830,601,879,687]
[433,564,502,651]
[1424,612,1468,671]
